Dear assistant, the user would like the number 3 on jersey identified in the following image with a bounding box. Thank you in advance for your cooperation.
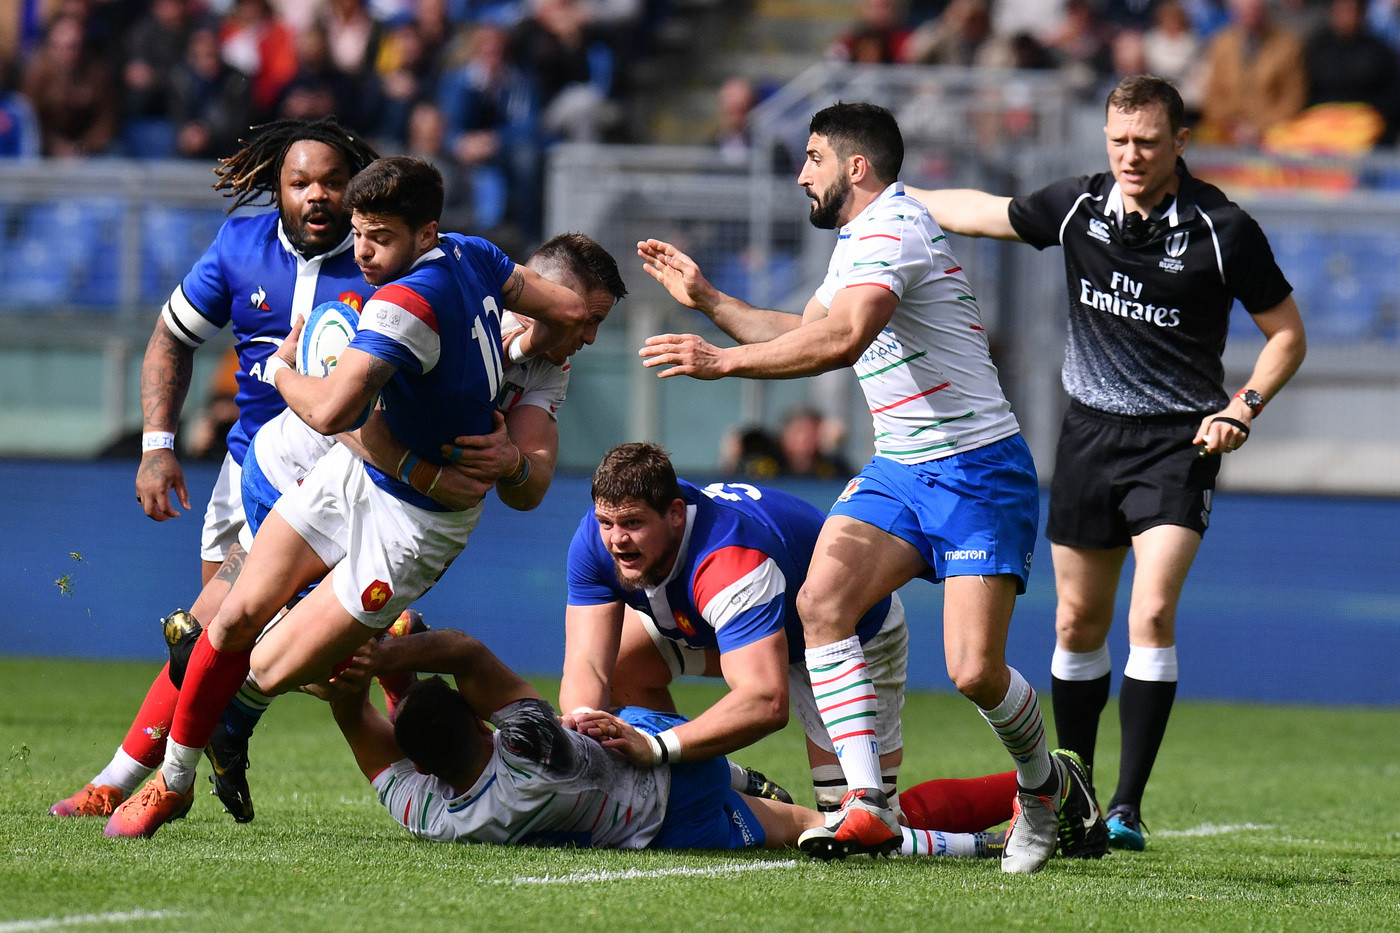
[702,482,762,502]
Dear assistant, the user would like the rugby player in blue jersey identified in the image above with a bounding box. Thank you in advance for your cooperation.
[104,156,589,838]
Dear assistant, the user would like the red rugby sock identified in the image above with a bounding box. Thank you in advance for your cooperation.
[901,770,1018,833]
[169,631,253,750]
[118,663,181,768]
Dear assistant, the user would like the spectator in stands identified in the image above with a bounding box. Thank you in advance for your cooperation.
[511,0,619,142]
[719,425,785,479]
[323,0,380,78]
[169,23,252,159]
[828,0,913,64]
[711,76,791,173]
[1306,0,1400,144]
[1142,0,1205,116]
[371,18,437,147]
[220,0,299,120]
[1366,0,1400,54]
[908,0,1012,67]
[120,0,190,156]
[439,22,537,234]
[0,60,40,157]
[992,0,1064,43]
[403,98,476,233]
[278,23,365,128]
[1197,0,1307,146]
[777,407,852,481]
[1043,0,1114,98]
[21,13,118,155]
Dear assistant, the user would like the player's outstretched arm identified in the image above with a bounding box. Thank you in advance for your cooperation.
[320,680,404,782]
[640,285,896,381]
[136,317,195,520]
[637,238,802,344]
[903,187,1021,241]
[369,629,542,719]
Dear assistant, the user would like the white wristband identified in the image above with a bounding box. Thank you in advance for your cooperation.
[506,331,529,364]
[644,732,666,766]
[656,728,682,764]
[141,431,175,453]
[262,356,291,386]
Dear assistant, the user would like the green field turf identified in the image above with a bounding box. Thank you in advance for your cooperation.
[2,657,1397,932]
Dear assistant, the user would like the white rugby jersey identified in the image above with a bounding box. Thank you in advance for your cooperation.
[246,317,569,497]
[815,183,1020,463]
[370,699,669,848]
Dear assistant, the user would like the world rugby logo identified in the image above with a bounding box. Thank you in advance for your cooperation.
[1165,232,1188,258]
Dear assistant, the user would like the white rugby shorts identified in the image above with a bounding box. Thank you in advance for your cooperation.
[200,452,246,563]
[273,444,482,628]
[789,592,908,756]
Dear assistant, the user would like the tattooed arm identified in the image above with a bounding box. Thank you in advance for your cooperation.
[498,265,587,359]
[136,318,196,520]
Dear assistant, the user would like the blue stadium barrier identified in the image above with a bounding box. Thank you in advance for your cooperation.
[3,460,1397,706]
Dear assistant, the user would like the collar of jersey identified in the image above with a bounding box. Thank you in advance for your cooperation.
[642,502,699,596]
[276,218,354,263]
[841,181,905,233]
[1102,160,1198,228]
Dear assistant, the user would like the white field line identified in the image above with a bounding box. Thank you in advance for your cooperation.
[1155,822,1274,837]
[501,859,799,885]
[0,911,181,932]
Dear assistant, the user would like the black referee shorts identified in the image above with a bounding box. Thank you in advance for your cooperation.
[1046,400,1222,549]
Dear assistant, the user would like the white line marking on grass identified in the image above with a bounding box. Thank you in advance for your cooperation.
[1156,822,1274,837]
[0,911,181,932]
[501,860,799,885]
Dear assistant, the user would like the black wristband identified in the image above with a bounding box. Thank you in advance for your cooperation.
[1208,416,1250,437]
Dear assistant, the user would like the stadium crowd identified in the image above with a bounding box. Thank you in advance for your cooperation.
[0,0,664,239]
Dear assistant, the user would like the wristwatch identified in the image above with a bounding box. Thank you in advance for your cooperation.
[1235,388,1264,417]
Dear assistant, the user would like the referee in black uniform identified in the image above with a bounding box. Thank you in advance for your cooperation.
[908,75,1307,850]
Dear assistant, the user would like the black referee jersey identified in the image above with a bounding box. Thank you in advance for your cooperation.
[1008,160,1292,417]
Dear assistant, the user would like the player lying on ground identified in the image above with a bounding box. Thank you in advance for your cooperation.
[51,234,623,825]
[324,627,1101,859]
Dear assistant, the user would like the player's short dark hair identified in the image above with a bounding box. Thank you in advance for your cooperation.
[530,233,628,302]
[1106,75,1186,136]
[393,676,484,781]
[344,156,445,231]
[809,101,903,184]
[592,443,684,515]
[213,116,380,213]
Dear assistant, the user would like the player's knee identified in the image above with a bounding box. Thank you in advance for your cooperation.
[947,661,998,704]
[207,600,266,651]
[796,585,847,642]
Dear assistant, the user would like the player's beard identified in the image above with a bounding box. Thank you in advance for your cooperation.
[611,539,680,592]
[807,174,851,230]
[281,202,349,258]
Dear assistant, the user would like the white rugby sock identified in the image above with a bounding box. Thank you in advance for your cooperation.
[161,740,203,795]
[806,636,884,794]
[900,827,985,858]
[92,748,154,796]
[980,667,1053,792]
[1124,644,1178,682]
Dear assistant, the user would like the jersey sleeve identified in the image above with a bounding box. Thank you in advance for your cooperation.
[370,758,459,842]
[566,511,625,606]
[352,281,441,375]
[492,698,582,778]
[461,234,515,292]
[502,358,570,420]
[164,222,235,347]
[691,545,787,653]
[1008,175,1097,250]
[1217,210,1293,315]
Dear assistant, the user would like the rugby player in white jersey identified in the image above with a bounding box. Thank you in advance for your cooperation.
[637,102,1104,872]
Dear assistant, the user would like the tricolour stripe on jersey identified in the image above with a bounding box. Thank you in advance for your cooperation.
[420,792,434,832]
[869,382,950,413]
[907,411,976,435]
[859,234,900,242]
[377,773,398,805]
[859,349,926,380]
[943,266,962,274]
[364,283,441,371]
[163,284,222,347]
[506,793,560,844]
[692,546,783,632]
[876,437,958,457]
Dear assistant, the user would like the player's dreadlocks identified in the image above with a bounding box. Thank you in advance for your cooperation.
[213,117,380,213]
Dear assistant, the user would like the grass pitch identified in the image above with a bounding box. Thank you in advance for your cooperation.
[3,657,1398,932]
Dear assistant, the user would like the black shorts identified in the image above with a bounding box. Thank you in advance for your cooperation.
[1046,401,1221,549]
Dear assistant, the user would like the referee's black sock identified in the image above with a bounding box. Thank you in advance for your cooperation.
[1110,675,1177,812]
[1051,672,1111,776]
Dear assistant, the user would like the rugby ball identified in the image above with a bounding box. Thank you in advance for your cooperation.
[299,300,361,377]
[298,300,373,430]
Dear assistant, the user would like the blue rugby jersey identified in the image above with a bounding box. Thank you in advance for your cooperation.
[162,212,375,463]
[349,233,512,510]
[567,479,891,662]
